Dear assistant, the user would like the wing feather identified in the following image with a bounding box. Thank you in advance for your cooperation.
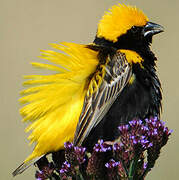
[74,51,132,145]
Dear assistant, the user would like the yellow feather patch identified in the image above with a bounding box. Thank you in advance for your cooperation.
[129,74,136,84]
[97,3,149,42]
[20,42,99,162]
[87,63,107,97]
[119,49,144,65]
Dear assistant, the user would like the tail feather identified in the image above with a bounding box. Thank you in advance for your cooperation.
[12,156,43,176]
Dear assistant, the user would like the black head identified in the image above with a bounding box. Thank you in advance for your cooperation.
[94,22,164,52]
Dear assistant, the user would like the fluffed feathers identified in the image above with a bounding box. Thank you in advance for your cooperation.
[19,42,99,162]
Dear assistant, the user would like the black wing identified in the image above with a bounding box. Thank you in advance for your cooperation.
[74,51,132,146]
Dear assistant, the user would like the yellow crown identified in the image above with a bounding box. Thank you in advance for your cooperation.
[97,4,149,42]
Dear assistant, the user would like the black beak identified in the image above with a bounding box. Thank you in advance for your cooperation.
[143,22,164,37]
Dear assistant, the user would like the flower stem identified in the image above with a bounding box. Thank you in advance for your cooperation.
[128,156,139,180]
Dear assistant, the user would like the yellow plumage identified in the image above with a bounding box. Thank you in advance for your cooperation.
[20,42,98,162]
[97,4,148,42]
[120,49,144,64]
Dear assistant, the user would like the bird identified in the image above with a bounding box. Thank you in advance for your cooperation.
[13,3,163,176]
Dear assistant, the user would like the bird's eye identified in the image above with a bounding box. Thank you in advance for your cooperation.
[131,26,138,33]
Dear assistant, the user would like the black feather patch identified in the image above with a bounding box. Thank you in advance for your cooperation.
[83,33,162,149]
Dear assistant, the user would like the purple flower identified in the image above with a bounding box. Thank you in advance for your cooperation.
[146,117,172,145]
[64,142,74,150]
[169,129,173,134]
[35,163,55,180]
[93,139,111,152]
[105,159,120,169]
[74,146,86,164]
[129,119,142,126]
[143,162,147,170]
[118,124,129,133]
[59,161,71,174]
[74,146,86,154]
[35,171,44,180]
[113,142,124,151]
[33,116,171,180]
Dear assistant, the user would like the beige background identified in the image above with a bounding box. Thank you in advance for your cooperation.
[1,0,178,179]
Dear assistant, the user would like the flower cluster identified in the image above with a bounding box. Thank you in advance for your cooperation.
[35,162,55,180]
[93,139,111,152]
[34,117,172,180]
[59,142,87,179]
[64,142,86,165]
[59,161,71,174]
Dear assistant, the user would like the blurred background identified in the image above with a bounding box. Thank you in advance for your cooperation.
[1,0,178,179]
